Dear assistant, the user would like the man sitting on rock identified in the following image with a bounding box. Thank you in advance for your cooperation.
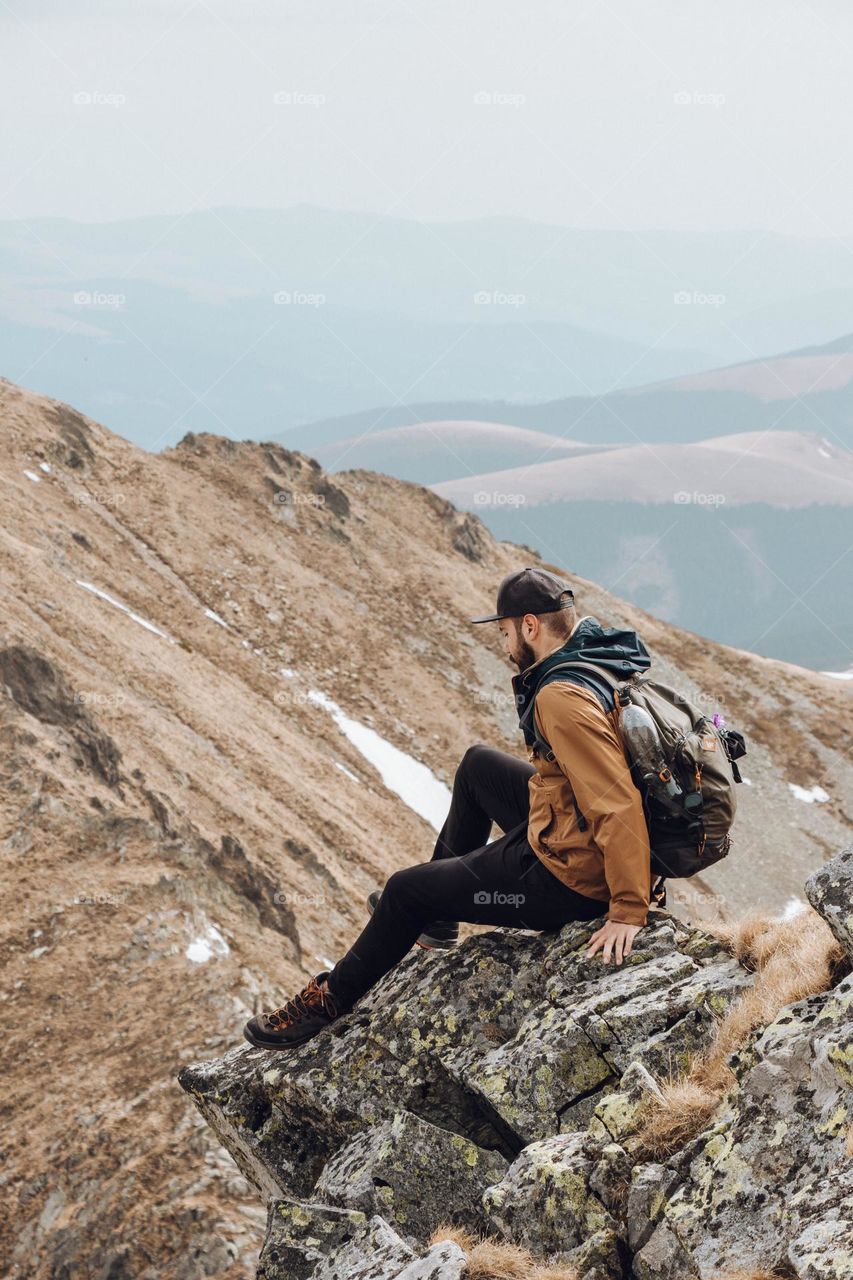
[244,567,653,1051]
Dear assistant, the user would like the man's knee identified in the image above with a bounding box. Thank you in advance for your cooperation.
[381,864,449,923]
[457,742,491,783]
[382,864,426,906]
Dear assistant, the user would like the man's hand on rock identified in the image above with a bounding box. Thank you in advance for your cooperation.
[586,920,641,965]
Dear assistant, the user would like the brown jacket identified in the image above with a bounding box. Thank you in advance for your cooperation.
[527,680,651,927]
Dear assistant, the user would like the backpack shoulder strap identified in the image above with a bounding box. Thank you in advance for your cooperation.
[540,657,629,688]
[522,660,614,757]
[528,695,591,833]
[536,660,619,717]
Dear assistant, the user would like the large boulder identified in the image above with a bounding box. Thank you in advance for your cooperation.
[483,1130,627,1277]
[635,970,853,1277]
[179,910,753,1275]
[256,1203,468,1280]
[312,1110,508,1242]
[180,849,853,1278]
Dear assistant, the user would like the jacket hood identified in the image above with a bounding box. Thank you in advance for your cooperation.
[512,615,652,746]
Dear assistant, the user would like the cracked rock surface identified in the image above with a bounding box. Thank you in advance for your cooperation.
[180,908,752,1276]
[180,847,853,1278]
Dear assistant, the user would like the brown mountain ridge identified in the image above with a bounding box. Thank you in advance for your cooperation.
[0,376,850,1278]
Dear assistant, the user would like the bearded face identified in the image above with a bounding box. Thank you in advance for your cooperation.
[506,618,537,672]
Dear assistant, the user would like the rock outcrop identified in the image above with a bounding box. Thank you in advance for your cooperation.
[178,846,853,1278]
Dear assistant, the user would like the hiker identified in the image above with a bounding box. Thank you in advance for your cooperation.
[244,567,654,1051]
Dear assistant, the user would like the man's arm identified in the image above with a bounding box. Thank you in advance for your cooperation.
[534,681,651,929]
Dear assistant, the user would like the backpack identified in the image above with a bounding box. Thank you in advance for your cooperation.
[529,657,748,903]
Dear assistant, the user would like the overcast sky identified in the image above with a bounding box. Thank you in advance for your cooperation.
[2,0,852,235]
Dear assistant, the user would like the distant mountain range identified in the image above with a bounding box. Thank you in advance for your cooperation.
[289,331,853,457]
[5,207,853,449]
[296,335,853,672]
[5,206,850,668]
[428,428,853,670]
[432,430,853,509]
[308,420,624,484]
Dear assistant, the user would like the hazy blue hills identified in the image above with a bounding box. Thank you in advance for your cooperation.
[291,331,853,457]
[468,497,852,672]
[309,412,853,671]
[5,207,853,450]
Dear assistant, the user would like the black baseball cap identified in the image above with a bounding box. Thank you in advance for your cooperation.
[471,567,575,624]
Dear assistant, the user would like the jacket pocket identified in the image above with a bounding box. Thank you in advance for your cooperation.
[530,792,579,861]
[533,802,557,852]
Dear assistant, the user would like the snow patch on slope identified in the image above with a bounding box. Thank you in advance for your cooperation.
[788,782,829,804]
[186,923,230,964]
[307,688,450,830]
[77,580,171,641]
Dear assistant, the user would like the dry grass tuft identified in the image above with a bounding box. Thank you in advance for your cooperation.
[428,1224,578,1279]
[636,906,843,1156]
[635,1073,729,1156]
[845,1123,853,1158]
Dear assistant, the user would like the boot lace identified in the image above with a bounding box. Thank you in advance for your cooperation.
[265,975,338,1030]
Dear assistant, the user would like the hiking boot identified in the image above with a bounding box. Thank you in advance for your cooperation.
[243,972,341,1051]
[367,889,459,951]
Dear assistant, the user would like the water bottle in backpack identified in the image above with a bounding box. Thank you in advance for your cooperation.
[618,700,685,807]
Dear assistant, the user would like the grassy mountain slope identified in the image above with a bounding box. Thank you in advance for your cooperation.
[0,378,850,1277]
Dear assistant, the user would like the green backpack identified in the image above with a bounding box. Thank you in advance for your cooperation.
[532,657,747,898]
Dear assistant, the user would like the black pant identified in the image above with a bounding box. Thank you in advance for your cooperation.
[327,744,609,1011]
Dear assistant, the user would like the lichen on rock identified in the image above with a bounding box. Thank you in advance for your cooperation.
[179,846,853,1278]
